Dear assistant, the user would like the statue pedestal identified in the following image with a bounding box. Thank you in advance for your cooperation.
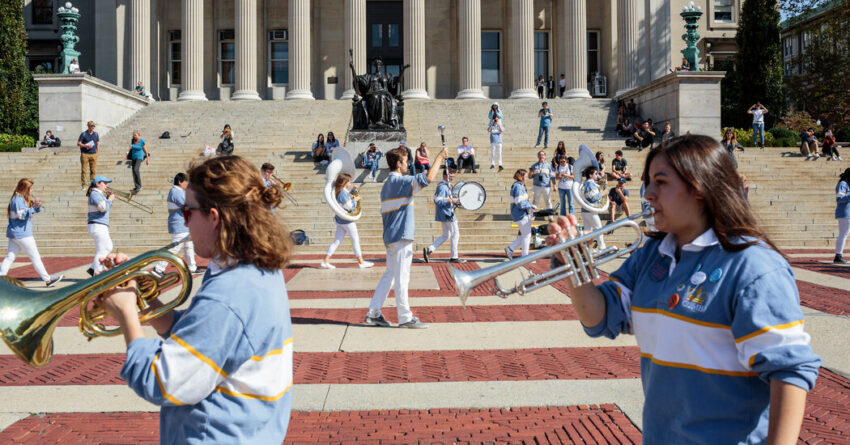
[343,130,408,169]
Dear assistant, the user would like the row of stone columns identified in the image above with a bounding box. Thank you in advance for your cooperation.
[134,0,632,101]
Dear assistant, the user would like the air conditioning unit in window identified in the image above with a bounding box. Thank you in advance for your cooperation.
[268,29,288,40]
[219,29,235,40]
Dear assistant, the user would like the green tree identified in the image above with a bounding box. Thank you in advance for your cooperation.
[735,0,785,129]
[0,1,38,138]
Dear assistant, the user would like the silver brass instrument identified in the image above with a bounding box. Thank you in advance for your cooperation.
[110,188,155,214]
[451,210,651,305]
[324,148,362,221]
[572,144,609,214]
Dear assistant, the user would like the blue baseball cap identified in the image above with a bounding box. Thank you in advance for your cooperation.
[91,175,112,185]
[618,177,628,183]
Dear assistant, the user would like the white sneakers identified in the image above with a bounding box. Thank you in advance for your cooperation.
[321,261,374,269]
[319,262,335,269]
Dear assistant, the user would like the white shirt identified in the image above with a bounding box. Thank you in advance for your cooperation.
[556,164,574,190]
[559,78,566,88]
[751,109,765,124]
[457,144,474,158]
[69,63,80,73]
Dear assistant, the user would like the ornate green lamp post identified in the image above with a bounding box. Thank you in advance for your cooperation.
[57,2,81,74]
[680,1,703,72]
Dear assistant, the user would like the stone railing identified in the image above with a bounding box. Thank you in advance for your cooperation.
[33,74,150,146]
[615,71,725,139]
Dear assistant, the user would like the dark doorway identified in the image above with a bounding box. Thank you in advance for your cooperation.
[366,1,403,76]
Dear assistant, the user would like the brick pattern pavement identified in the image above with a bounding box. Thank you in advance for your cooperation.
[790,257,850,279]
[4,257,91,280]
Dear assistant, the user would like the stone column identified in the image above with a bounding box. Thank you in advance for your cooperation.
[561,0,592,99]
[178,0,207,101]
[402,0,429,99]
[232,0,261,100]
[129,0,150,94]
[286,0,314,100]
[341,0,366,100]
[456,0,486,99]
[509,0,537,99]
[616,0,639,96]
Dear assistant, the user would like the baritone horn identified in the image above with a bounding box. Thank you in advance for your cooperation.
[324,148,362,221]
[0,238,193,367]
[451,210,651,305]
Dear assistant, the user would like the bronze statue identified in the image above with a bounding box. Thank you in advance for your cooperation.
[349,55,409,130]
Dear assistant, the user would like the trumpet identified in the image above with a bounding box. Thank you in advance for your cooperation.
[109,188,155,214]
[272,174,298,206]
[0,239,193,367]
[451,210,651,305]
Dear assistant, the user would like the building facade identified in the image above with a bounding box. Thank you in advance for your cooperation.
[24,0,742,101]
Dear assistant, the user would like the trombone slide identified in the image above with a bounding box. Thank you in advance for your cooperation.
[110,188,155,214]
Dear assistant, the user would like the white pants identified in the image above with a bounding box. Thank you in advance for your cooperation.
[154,233,197,273]
[837,218,850,255]
[325,223,362,258]
[508,215,532,257]
[429,220,459,258]
[368,240,414,324]
[490,143,502,167]
[581,212,606,250]
[533,185,552,209]
[88,223,113,273]
[0,236,50,281]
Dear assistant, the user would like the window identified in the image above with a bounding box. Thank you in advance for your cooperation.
[371,24,382,47]
[268,29,288,85]
[32,0,53,25]
[534,31,550,80]
[587,31,600,78]
[481,31,501,84]
[219,30,235,85]
[714,0,734,23]
[168,30,182,86]
[387,24,399,47]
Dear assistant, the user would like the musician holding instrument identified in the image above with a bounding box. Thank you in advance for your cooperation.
[423,168,464,264]
[0,179,63,287]
[545,135,820,445]
[98,155,294,443]
[505,169,537,259]
[366,145,449,329]
[86,175,115,276]
[261,163,277,187]
[321,173,374,269]
[580,166,606,250]
[152,173,198,277]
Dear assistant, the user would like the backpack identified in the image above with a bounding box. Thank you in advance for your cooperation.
[290,229,310,246]
[160,131,171,139]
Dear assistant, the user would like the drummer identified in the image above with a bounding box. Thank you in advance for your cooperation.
[423,168,464,263]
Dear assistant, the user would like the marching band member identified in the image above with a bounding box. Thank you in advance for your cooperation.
[580,166,606,249]
[366,145,449,329]
[99,155,294,443]
[545,135,820,444]
[505,169,537,259]
[529,150,554,210]
[261,163,277,187]
[321,173,374,269]
[423,168,464,263]
[86,175,115,276]
[152,173,198,277]
[0,179,63,287]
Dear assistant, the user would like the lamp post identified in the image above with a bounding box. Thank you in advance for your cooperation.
[57,2,81,74]
[680,1,703,72]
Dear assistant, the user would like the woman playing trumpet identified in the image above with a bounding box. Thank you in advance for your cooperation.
[0,179,63,287]
[99,155,294,443]
[321,173,373,269]
[545,135,820,444]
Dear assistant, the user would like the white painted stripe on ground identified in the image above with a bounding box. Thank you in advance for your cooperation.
[289,293,571,309]
[790,267,850,291]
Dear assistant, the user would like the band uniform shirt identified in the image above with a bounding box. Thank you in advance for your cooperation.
[166,186,188,234]
[78,130,99,154]
[262,178,273,187]
[6,195,41,239]
[380,172,430,246]
[587,229,820,444]
[87,188,112,226]
[556,165,574,190]
[457,144,474,159]
[837,180,850,219]
[433,180,455,222]
[529,162,553,188]
[510,181,534,222]
[121,262,294,445]
[581,180,601,214]
[335,189,356,225]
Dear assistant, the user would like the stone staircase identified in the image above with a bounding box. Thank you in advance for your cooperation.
[0,99,845,256]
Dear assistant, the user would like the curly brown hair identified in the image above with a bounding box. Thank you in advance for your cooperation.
[187,156,292,269]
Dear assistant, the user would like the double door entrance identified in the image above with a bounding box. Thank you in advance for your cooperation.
[366,1,403,76]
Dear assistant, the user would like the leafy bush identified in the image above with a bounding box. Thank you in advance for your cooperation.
[771,137,798,148]
[836,126,850,142]
[769,126,797,140]
[0,143,24,152]
[724,127,775,147]
[0,134,34,146]
[779,111,822,133]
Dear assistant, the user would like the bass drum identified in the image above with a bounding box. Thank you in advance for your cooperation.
[451,181,487,211]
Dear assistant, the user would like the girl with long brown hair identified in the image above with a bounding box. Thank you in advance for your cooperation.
[0,179,63,287]
[545,135,820,444]
[320,173,373,269]
[99,155,294,443]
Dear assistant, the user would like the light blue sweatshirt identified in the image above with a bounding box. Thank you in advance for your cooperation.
[836,180,850,219]
[87,189,112,226]
[6,195,41,239]
[433,180,455,222]
[510,181,534,221]
[379,171,430,245]
[166,186,187,234]
[335,188,356,225]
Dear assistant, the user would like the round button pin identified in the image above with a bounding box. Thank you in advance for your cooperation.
[690,271,707,286]
[668,293,680,309]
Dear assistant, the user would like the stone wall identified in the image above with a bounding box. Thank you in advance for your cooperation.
[34,74,150,144]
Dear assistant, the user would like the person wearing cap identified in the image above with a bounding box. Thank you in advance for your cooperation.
[86,175,115,275]
[153,173,199,277]
[608,177,631,222]
[77,121,100,190]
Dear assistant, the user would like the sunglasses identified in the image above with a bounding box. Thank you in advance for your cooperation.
[181,204,206,223]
